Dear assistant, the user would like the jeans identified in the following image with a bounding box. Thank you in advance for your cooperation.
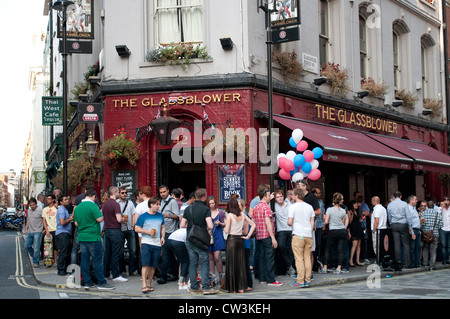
[409,229,421,268]
[160,232,179,280]
[185,241,210,291]
[80,241,106,286]
[167,239,190,279]
[291,236,312,283]
[120,230,138,274]
[391,223,411,268]
[276,230,294,271]
[56,232,71,272]
[103,228,124,278]
[26,232,43,264]
[257,237,276,283]
[440,229,450,263]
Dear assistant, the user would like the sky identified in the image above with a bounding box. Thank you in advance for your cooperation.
[0,1,48,173]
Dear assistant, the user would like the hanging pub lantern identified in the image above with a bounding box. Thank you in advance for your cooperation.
[150,102,182,146]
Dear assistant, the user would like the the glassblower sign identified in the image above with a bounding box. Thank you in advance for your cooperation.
[57,0,94,39]
[269,0,300,29]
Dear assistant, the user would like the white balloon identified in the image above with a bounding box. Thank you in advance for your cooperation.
[277,153,286,160]
[311,159,319,170]
[291,129,304,143]
[292,172,304,183]
[286,150,296,161]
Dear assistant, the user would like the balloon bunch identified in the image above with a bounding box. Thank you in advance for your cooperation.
[276,128,323,182]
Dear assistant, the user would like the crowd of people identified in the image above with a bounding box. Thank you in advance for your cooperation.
[22,179,450,294]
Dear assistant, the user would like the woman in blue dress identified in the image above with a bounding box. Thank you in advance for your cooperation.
[207,196,226,282]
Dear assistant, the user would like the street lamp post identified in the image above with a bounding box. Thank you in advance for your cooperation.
[259,2,275,200]
[52,0,74,194]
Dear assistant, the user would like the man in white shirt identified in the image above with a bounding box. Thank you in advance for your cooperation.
[440,196,450,264]
[287,188,315,288]
[371,196,387,260]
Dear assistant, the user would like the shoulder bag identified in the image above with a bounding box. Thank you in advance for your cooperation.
[186,205,211,250]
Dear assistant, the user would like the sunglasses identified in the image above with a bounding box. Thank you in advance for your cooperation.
[120,191,127,194]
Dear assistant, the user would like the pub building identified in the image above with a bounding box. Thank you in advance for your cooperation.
[101,81,450,207]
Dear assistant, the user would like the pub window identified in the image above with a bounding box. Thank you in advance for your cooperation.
[319,0,329,67]
[156,0,203,44]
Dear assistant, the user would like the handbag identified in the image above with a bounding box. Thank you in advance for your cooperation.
[421,211,438,243]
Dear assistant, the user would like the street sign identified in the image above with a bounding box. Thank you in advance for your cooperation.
[77,103,104,123]
[59,40,93,54]
[271,26,300,44]
[42,96,63,126]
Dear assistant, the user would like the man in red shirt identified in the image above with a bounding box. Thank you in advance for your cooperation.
[252,189,283,286]
[102,186,128,282]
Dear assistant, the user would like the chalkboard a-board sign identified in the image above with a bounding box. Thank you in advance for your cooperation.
[112,170,137,201]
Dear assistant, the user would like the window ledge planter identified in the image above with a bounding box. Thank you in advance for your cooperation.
[144,43,211,70]
[395,89,419,109]
[320,62,350,98]
[423,98,443,117]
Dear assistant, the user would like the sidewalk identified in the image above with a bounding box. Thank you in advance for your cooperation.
[28,249,450,298]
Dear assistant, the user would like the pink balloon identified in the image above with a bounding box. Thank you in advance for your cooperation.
[280,158,295,172]
[303,150,314,163]
[278,157,287,168]
[279,169,291,180]
[297,140,308,152]
[308,169,321,181]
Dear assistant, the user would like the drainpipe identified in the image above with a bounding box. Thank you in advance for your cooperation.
[443,0,450,153]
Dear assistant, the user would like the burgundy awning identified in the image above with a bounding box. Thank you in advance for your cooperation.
[273,115,413,170]
[366,134,450,173]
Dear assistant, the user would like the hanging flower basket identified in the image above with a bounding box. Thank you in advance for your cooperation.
[99,128,142,166]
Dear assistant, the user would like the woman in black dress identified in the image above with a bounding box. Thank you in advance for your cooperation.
[223,197,255,293]
[348,200,364,266]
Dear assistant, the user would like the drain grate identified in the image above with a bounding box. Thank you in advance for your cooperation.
[389,288,442,295]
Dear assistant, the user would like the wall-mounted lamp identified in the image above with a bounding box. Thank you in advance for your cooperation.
[313,77,328,86]
[69,100,78,107]
[115,45,131,57]
[355,90,370,99]
[422,109,433,116]
[220,37,233,50]
[79,94,89,102]
[76,140,87,156]
[85,131,99,158]
[392,100,403,107]
[88,76,101,86]
[150,102,182,146]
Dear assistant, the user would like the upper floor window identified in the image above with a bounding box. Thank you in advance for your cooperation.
[319,0,329,67]
[359,15,367,79]
[392,19,410,91]
[421,33,436,98]
[156,0,203,44]
[393,31,399,89]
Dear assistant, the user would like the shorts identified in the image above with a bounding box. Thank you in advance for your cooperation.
[141,244,161,268]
